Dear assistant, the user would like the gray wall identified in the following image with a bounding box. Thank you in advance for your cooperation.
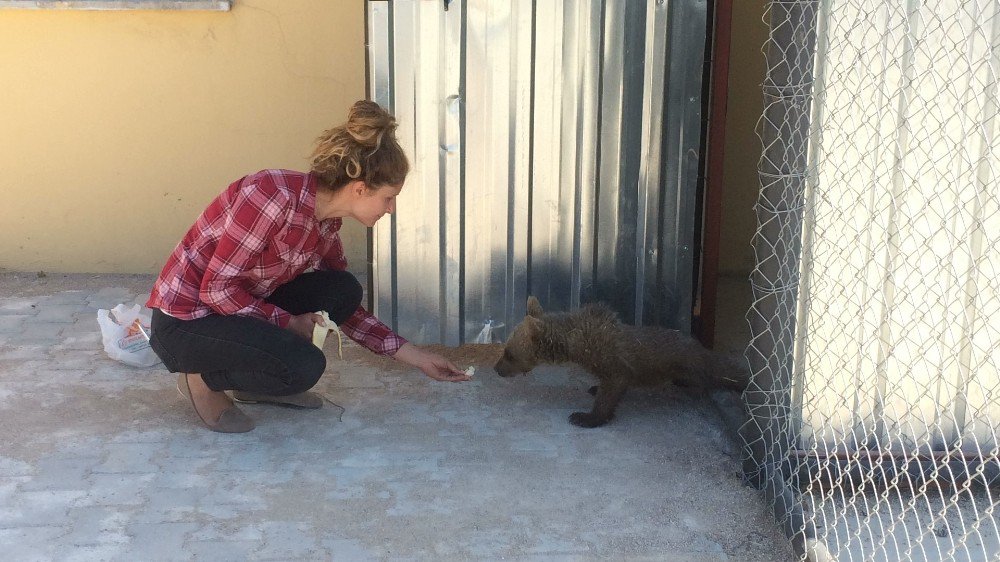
[367,0,709,345]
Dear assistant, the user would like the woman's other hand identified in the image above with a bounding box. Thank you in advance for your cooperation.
[287,312,322,340]
[393,343,471,382]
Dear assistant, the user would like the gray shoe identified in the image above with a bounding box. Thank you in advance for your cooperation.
[231,390,324,410]
[177,374,255,433]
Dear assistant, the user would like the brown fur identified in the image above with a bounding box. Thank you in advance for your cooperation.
[493,297,748,427]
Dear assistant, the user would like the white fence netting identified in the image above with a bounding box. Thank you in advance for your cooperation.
[742,1,1000,560]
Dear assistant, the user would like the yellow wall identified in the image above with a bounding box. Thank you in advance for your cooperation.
[719,0,769,275]
[0,1,368,274]
[0,1,769,279]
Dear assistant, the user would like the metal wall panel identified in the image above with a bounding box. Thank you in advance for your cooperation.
[366,0,708,345]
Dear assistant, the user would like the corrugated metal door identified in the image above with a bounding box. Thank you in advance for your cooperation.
[366,0,708,345]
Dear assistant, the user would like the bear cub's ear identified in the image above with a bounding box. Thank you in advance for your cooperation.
[522,315,543,336]
[526,296,544,318]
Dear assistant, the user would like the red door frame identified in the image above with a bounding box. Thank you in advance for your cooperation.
[695,0,734,349]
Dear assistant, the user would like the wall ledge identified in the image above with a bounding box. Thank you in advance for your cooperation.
[0,0,231,10]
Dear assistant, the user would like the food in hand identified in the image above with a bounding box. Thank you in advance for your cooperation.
[311,311,343,359]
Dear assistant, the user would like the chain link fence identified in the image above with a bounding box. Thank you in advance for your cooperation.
[741,1,1000,560]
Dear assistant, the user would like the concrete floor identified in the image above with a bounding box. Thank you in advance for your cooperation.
[0,271,794,561]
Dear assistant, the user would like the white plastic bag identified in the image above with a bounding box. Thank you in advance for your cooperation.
[473,320,505,344]
[96,304,160,368]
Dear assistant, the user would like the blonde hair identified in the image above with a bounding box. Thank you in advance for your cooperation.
[311,100,409,191]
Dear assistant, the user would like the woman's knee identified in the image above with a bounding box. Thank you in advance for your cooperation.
[334,270,363,307]
[345,273,363,309]
[282,344,326,395]
[319,270,363,323]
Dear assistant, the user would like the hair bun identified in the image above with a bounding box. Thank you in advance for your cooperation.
[346,100,397,150]
[311,100,409,190]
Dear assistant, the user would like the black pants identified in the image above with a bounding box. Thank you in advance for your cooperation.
[149,270,363,394]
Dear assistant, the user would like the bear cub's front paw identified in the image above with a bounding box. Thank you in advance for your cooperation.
[569,412,609,428]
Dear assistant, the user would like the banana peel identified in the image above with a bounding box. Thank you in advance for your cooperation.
[311,310,343,359]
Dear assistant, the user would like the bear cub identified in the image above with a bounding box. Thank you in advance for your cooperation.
[493,296,747,428]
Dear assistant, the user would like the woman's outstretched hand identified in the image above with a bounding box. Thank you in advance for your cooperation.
[393,343,471,382]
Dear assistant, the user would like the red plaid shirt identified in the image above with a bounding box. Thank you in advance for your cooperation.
[146,169,407,356]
